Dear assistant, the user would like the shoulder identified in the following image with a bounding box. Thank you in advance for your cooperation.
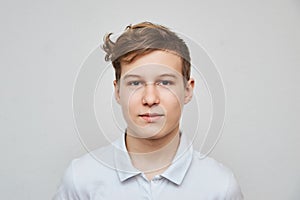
[53,145,118,199]
[191,152,232,177]
[71,144,119,185]
[72,145,115,173]
[187,152,233,186]
[186,151,244,199]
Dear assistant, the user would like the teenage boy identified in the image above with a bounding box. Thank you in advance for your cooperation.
[54,22,243,200]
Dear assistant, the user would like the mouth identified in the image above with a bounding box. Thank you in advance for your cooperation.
[138,113,164,123]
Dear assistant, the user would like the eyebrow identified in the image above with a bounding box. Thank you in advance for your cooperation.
[122,73,179,80]
[158,73,178,79]
[122,74,142,80]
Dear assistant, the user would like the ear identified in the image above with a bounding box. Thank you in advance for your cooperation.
[113,80,121,104]
[184,78,195,104]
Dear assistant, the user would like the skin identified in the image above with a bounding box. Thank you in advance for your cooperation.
[114,50,194,180]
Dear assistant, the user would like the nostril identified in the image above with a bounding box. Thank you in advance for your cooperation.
[142,87,160,106]
[142,96,160,106]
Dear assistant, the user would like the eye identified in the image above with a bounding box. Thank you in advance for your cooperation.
[128,81,142,86]
[157,80,173,86]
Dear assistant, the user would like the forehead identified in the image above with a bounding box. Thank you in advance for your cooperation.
[120,50,183,77]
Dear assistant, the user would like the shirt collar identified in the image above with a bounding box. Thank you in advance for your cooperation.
[114,132,193,185]
[160,132,193,185]
[114,134,141,182]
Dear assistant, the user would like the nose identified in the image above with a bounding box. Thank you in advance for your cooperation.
[142,83,160,106]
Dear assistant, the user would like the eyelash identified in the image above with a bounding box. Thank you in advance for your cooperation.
[127,80,174,86]
[128,81,144,86]
[157,80,173,86]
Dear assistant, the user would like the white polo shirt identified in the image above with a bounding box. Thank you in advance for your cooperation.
[53,133,243,200]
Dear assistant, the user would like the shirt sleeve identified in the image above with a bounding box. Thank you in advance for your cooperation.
[52,160,80,200]
[225,172,244,200]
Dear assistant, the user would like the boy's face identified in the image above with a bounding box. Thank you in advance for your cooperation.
[114,50,194,139]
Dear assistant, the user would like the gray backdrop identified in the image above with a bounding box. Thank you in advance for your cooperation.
[0,0,299,199]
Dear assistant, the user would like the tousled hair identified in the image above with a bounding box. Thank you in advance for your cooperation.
[102,22,191,82]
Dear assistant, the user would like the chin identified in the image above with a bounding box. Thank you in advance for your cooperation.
[126,126,164,139]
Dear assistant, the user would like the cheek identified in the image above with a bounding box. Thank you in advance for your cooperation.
[160,91,184,115]
[161,87,185,105]
[120,90,141,113]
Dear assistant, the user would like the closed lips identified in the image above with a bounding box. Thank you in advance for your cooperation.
[139,113,164,122]
[139,113,164,117]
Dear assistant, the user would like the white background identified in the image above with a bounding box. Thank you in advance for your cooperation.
[0,0,299,199]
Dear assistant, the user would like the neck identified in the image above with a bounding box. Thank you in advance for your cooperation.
[125,127,180,177]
